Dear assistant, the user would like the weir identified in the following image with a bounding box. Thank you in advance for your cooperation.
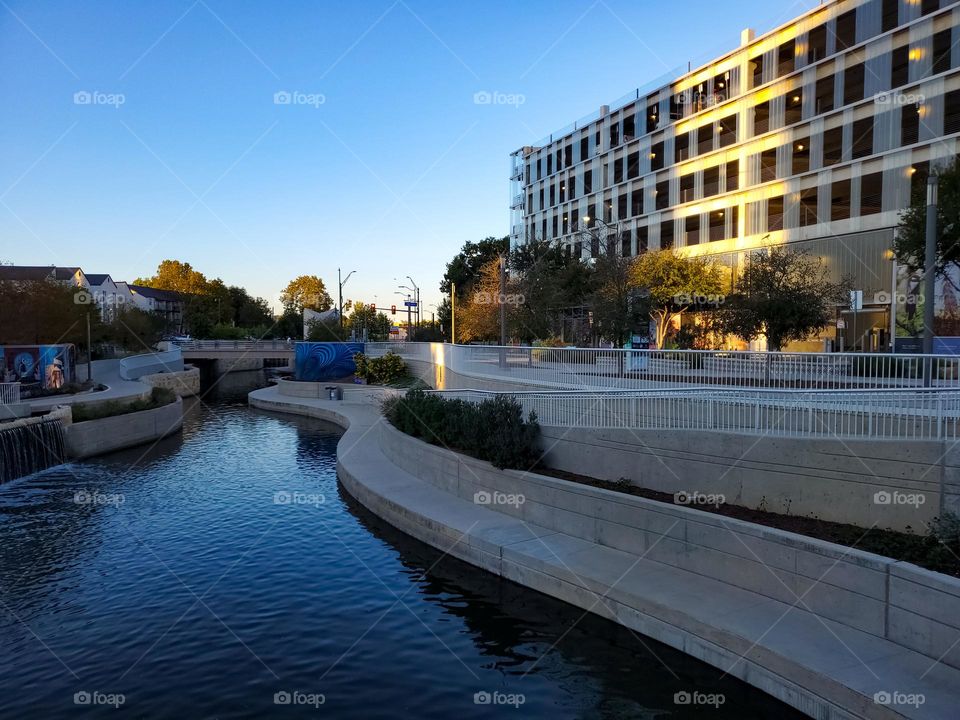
[0,419,66,484]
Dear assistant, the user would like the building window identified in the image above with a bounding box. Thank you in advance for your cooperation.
[685,215,700,246]
[614,158,623,184]
[785,90,802,125]
[778,40,795,77]
[584,169,593,194]
[647,102,660,133]
[680,173,695,203]
[891,45,909,88]
[726,159,739,191]
[697,123,713,155]
[760,148,777,182]
[564,144,573,167]
[655,177,670,210]
[945,89,960,134]
[719,115,737,147]
[933,29,953,75]
[627,151,640,179]
[816,75,835,114]
[709,209,726,241]
[581,136,590,160]
[831,179,851,220]
[792,137,810,174]
[631,188,643,217]
[618,192,628,219]
[882,0,899,32]
[901,103,920,145]
[860,171,883,215]
[754,101,770,135]
[660,220,674,249]
[922,0,939,16]
[637,225,649,254]
[799,188,819,226]
[651,140,665,171]
[843,63,865,105]
[675,132,690,162]
[703,166,720,197]
[808,25,827,63]
[623,114,636,142]
[750,55,764,88]
[768,196,784,231]
[550,184,556,206]
[620,230,632,257]
[835,10,857,51]
[852,117,873,158]
[823,125,843,165]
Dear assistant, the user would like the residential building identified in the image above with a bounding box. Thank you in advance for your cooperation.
[510,0,960,351]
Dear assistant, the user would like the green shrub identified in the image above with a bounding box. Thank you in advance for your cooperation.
[72,386,176,423]
[383,389,540,470]
[353,351,406,385]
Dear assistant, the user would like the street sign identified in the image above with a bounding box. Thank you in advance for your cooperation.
[837,319,847,329]
[849,290,863,311]
[404,301,418,307]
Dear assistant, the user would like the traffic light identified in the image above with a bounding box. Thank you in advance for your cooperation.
[390,304,396,315]
[370,303,376,313]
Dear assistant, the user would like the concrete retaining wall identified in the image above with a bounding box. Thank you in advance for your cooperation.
[376,420,960,673]
[539,426,956,533]
[65,397,183,459]
[142,367,200,397]
[214,357,263,374]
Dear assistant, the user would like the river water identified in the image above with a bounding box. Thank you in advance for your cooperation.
[0,372,803,718]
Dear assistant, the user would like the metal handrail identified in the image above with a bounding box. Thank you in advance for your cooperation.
[0,382,21,405]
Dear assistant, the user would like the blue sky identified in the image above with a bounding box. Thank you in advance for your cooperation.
[0,0,819,315]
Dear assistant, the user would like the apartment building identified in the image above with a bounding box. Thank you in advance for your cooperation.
[510,0,960,350]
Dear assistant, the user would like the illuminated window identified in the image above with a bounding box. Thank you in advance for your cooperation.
[792,138,810,174]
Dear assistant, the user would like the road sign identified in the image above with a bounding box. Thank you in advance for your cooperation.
[837,319,847,329]
[404,300,418,307]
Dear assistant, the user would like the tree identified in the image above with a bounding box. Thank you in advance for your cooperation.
[0,279,103,346]
[135,259,210,295]
[584,230,644,347]
[630,250,724,349]
[457,257,511,342]
[345,301,391,341]
[280,275,332,313]
[895,158,960,282]
[716,247,849,351]
[104,307,166,350]
[440,236,508,298]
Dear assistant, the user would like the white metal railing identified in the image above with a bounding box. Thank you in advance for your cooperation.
[426,388,960,441]
[173,340,295,351]
[0,382,21,405]
[119,349,183,380]
[366,342,960,391]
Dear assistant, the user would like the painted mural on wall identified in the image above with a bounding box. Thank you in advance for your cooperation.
[893,265,960,352]
[294,342,364,382]
[0,344,76,389]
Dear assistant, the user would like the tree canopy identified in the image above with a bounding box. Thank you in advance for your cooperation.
[895,158,960,280]
[280,275,333,313]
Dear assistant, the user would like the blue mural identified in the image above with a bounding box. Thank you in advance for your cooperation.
[294,342,365,381]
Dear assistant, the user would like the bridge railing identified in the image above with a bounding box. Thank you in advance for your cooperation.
[173,340,295,351]
[0,382,21,405]
[366,342,960,391]
[427,387,960,440]
[119,349,184,380]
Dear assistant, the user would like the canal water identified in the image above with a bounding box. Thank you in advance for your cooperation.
[0,372,804,719]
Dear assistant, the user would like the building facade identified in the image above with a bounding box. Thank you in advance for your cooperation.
[510,0,960,351]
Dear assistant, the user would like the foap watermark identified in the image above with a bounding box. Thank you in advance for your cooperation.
[874,291,924,305]
[673,293,725,307]
[273,90,325,108]
[474,490,525,508]
[274,690,325,707]
[274,490,325,507]
[674,690,725,708]
[473,90,525,107]
[473,690,525,708]
[873,690,925,708]
[474,292,525,306]
[73,690,125,708]
[875,91,925,107]
[74,90,125,108]
[74,490,125,507]
[74,290,94,305]
[874,490,925,508]
[674,491,725,508]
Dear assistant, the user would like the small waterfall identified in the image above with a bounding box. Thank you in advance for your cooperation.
[0,419,66,484]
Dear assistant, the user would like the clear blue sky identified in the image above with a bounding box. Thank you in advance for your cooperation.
[0,0,818,316]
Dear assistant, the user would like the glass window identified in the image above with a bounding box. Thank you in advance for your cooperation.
[754,101,770,135]
[799,188,819,226]
[816,75,835,114]
[726,159,739,191]
[831,179,851,220]
[660,220,674,249]
[785,90,802,124]
[891,45,909,88]
[719,115,737,147]
[675,132,690,162]
[680,173,695,203]
[933,29,953,75]
[768,196,784,231]
[685,215,700,246]
[792,137,810,174]
[860,172,883,215]
[835,10,857,51]
[650,140,664,171]
[760,148,777,182]
[823,125,843,165]
[808,25,827,63]
[852,117,873,159]
[655,177,670,210]
[945,89,960,135]
[697,123,713,154]
[843,63,865,105]
[882,0,899,33]
[901,104,920,145]
[778,40,795,77]
[703,166,720,196]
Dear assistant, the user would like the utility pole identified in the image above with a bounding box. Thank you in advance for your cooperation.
[499,255,507,346]
[338,268,343,330]
[923,173,939,386]
[86,311,92,382]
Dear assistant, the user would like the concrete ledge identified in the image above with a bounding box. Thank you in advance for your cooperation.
[142,367,201,397]
[248,385,960,720]
[65,397,183,459]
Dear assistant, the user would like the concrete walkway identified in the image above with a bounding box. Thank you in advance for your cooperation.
[248,384,960,720]
[27,359,151,412]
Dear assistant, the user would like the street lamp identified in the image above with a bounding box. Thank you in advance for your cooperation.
[394,290,413,340]
[338,268,356,330]
[406,275,420,330]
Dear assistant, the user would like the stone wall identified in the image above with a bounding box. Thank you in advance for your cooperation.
[142,367,200,397]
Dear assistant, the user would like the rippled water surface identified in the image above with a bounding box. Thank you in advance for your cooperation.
[0,372,805,718]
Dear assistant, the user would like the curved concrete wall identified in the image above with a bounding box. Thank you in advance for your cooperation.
[65,397,183,459]
[119,349,184,380]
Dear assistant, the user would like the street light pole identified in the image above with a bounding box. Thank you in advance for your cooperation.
[338,268,356,330]
[923,173,939,386]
